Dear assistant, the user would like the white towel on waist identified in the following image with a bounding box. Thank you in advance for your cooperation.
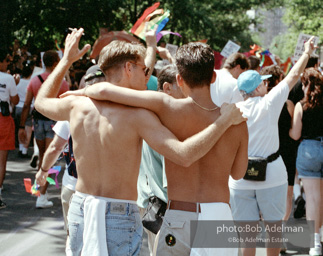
[82,196,108,256]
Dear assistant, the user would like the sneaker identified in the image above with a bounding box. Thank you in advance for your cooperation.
[0,198,6,209]
[309,245,322,256]
[293,195,306,219]
[36,194,53,209]
[280,248,287,254]
[30,155,39,168]
[280,241,288,254]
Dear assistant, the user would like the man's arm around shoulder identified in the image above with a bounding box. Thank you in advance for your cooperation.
[62,82,173,117]
[137,103,246,167]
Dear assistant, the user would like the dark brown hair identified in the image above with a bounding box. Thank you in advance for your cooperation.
[175,42,214,88]
[223,52,249,70]
[157,65,177,91]
[301,67,323,110]
[260,65,285,91]
[43,50,59,68]
[248,55,260,70]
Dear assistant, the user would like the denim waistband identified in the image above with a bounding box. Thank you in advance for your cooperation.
[75,191,137,204]
[72,191,138,215]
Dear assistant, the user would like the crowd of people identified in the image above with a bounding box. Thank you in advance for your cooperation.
[0,26,322,256]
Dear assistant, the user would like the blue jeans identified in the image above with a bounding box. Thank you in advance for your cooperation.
[297,138,323,179]
[67,193,143,256]
[33,119,55,140]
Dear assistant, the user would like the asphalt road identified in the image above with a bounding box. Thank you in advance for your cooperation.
[0,148,150,256]
[0,148,315,256]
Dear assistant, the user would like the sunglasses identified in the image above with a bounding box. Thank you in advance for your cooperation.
[129,61,150,77]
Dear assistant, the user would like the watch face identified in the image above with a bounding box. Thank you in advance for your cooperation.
[165,234,176,246]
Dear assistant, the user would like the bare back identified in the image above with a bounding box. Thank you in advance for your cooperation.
[160,99,248,204]
[69,96,143,200]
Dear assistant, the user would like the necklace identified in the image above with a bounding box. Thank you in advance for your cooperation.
[190,97,219,111]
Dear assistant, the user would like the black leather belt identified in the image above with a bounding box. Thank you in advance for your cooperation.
[303,137,322,141]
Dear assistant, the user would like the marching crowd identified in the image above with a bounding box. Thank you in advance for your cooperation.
[0,26,322,256]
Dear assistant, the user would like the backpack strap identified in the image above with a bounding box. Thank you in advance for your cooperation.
[69,136,75,162]
[32,74,51,120]
[66,136,77,178]
[37,75,44,83]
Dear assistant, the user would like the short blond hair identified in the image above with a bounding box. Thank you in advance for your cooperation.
[98,40,146,75]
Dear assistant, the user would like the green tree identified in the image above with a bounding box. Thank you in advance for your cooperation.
[1,0,284,53]
[158,0,284,52]
[271,0,322,60]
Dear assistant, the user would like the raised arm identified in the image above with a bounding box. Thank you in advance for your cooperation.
[289,102,303,140]
[284,36,316,91]
[34,28,90,121]
[144,25,157,79]
[61,81,171,116]
[137,104,246,167]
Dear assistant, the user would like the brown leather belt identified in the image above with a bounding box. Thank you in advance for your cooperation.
[168,200,201,213]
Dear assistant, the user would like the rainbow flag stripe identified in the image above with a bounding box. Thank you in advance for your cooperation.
[131,2,170,41]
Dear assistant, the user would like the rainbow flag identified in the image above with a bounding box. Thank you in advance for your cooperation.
[131,2,170,41]
[156,31,182,43]
[249,44,276,68]
[55,39,61,51]
[281,57,293,75]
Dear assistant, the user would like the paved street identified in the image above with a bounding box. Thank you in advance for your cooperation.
[0,148,149,256]
[0,148,316,256]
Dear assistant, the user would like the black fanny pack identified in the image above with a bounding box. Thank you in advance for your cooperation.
[142,196,167,234]
[0,100,10,116]
[243,151,280,182]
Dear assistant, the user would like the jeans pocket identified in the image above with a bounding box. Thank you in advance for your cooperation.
[106,214,142,256]
[300,141,319,160]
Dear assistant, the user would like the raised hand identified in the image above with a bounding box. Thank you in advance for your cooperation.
[304,36,317,56]
[63,28,91,64]
[157,47,174,63]
[145,23,158,48]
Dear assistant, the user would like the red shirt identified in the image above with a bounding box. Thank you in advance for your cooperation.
[27,72,69,98]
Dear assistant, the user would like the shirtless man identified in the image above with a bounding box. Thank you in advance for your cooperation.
[63,35,249,255]
[35,28,246,255]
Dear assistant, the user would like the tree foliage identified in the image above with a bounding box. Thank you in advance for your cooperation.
[271,0,323,60]
[1,0,284,54]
